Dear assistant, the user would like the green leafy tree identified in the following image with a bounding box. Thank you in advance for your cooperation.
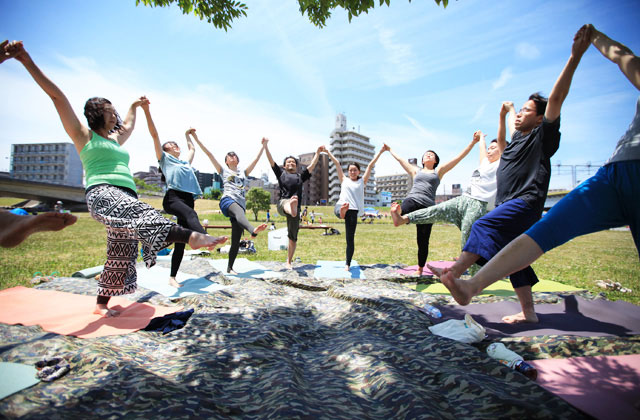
[245,187,271,221]
[136,0,450,30]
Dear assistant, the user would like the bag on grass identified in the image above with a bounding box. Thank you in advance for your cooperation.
[428,314,486,344]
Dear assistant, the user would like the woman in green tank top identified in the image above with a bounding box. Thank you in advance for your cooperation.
[2,41,227,317]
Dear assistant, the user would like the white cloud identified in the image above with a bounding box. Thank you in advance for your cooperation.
[492,67,513,90]
[470,104,486,124]
[376,25,421,86]
[515,42,541,60]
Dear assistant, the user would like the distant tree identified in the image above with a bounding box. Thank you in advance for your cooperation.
[202,189,222,200]
[136,0,450,31]
[245,187,271,221]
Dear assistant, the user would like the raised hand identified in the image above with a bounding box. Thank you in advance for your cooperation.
[133,96,150,109]
[185,127,196,136]
[472,130,485,143]
[261,137,269,146]
[500,101,514,118]
[572,24,592,58]
[381,143,390,152]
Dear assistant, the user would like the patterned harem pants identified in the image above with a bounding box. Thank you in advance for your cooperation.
[86,184,175,297]
[407,194,488,251]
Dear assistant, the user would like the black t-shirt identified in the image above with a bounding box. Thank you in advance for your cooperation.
[495,117,561,213]
[271,164,311,202]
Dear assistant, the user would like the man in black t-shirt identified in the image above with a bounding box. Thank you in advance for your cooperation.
[429,27,591,324]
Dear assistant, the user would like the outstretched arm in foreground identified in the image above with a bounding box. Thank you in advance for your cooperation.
[2,41,90,154]
[589,24,640,90]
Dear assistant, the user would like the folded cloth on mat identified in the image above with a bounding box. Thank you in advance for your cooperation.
[411,278,584,296]
[397,261,455,276]
[528,354,640,420]
[71,265,104,278]
[433,294,640,338]
[208,258,282,279]
[143,308,194,334]
[314,260,366,279]
[0,287,181,338]
[0,362,40,400]
[136,266,228,298]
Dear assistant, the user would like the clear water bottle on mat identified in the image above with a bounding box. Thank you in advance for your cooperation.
[422,303,442,318]
[486,342,537,380]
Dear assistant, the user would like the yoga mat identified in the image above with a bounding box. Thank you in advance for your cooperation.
[411,278,584,296]
[0,287,181,339]
[433,295,640,338]
[0,362,40,400]
[314,260,366,279]
[156,249,211,262]
[136,266,228,298]
[72,265,104,278]
[396,261,454,276]
[208,258,283,279]
[528,354,640,420]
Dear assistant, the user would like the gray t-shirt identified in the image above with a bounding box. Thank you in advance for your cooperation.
[221,167,247,209]
[406,171,440,207]
[606,96,640,165]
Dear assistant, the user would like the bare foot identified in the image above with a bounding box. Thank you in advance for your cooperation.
[390,203,408,227]
[227,268,238,275]
[502,311,538,324]
[289,196,299,218]
[413,267,424,277]
[189,233,228,250]
[253,223,268,235]
[344,265,350,272]
[0,212,78,248]
[339,202,349,219]
[439,269,475,306]
[94,304,120,317]
[169,277,182,288]
[285,261,293,270]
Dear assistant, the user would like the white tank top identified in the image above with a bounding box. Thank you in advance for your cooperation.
[338,177,365,217]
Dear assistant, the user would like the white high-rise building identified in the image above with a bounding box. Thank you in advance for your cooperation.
[328,114,376,205]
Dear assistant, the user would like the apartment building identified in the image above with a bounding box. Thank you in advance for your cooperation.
[298,151,329,205]
[10,142,83,186]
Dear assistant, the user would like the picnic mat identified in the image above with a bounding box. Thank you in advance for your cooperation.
[433,294,640,338]
[396,261,454,276]
[314,260,366,279]
[528,354,640,420]
[0,287,181,338]
[0,362,39,400]
[71,265,104,278]
[412,278,585,296]
[136,266,228,298]
[208,258,283,279]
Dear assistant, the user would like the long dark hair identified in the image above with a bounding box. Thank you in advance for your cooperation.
[83,97,124,133]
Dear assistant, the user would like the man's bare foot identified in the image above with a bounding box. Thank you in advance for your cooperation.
[289,196,298,218]
[502,311,538,324]
[339,202,349,219]
[0,212,78,248]
[169,277,182,288]
[253,223,268,235]
[439,269,475,306]
[189,233,228,250]
[94,304,120,317]
[390,203,408,227]
[285,261,293,269]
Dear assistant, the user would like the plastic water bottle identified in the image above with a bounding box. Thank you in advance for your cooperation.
[486,342,538,380]
[422,303,442,318]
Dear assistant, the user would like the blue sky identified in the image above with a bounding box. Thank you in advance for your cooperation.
[1,0,639,194]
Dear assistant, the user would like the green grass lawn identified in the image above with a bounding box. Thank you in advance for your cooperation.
[1,197,638,305]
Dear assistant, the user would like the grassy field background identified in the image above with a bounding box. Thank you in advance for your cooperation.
[1,196,638,305]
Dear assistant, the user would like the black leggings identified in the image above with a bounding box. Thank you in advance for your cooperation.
[344,209,358,266]
[401,197,434,268]
[163,189,205,277]
[227,202,256,272]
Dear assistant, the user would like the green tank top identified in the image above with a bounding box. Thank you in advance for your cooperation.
[80,131,137,192]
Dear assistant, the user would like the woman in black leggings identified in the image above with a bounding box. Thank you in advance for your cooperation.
[142,106,209,287]
[324,145,387,271]
[190,132,267,274]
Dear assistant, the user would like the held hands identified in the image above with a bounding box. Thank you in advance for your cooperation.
[134,96,150,109]
[185,128,196,136]
[261,137,269,147]
[500,101,514,118]
[472,130,485,144]
[1,40,27,64]
[381,143,390,152]
[572,24,592,58]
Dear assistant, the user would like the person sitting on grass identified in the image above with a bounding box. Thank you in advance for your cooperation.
[324,144,387,271]
[428,25,592,324]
